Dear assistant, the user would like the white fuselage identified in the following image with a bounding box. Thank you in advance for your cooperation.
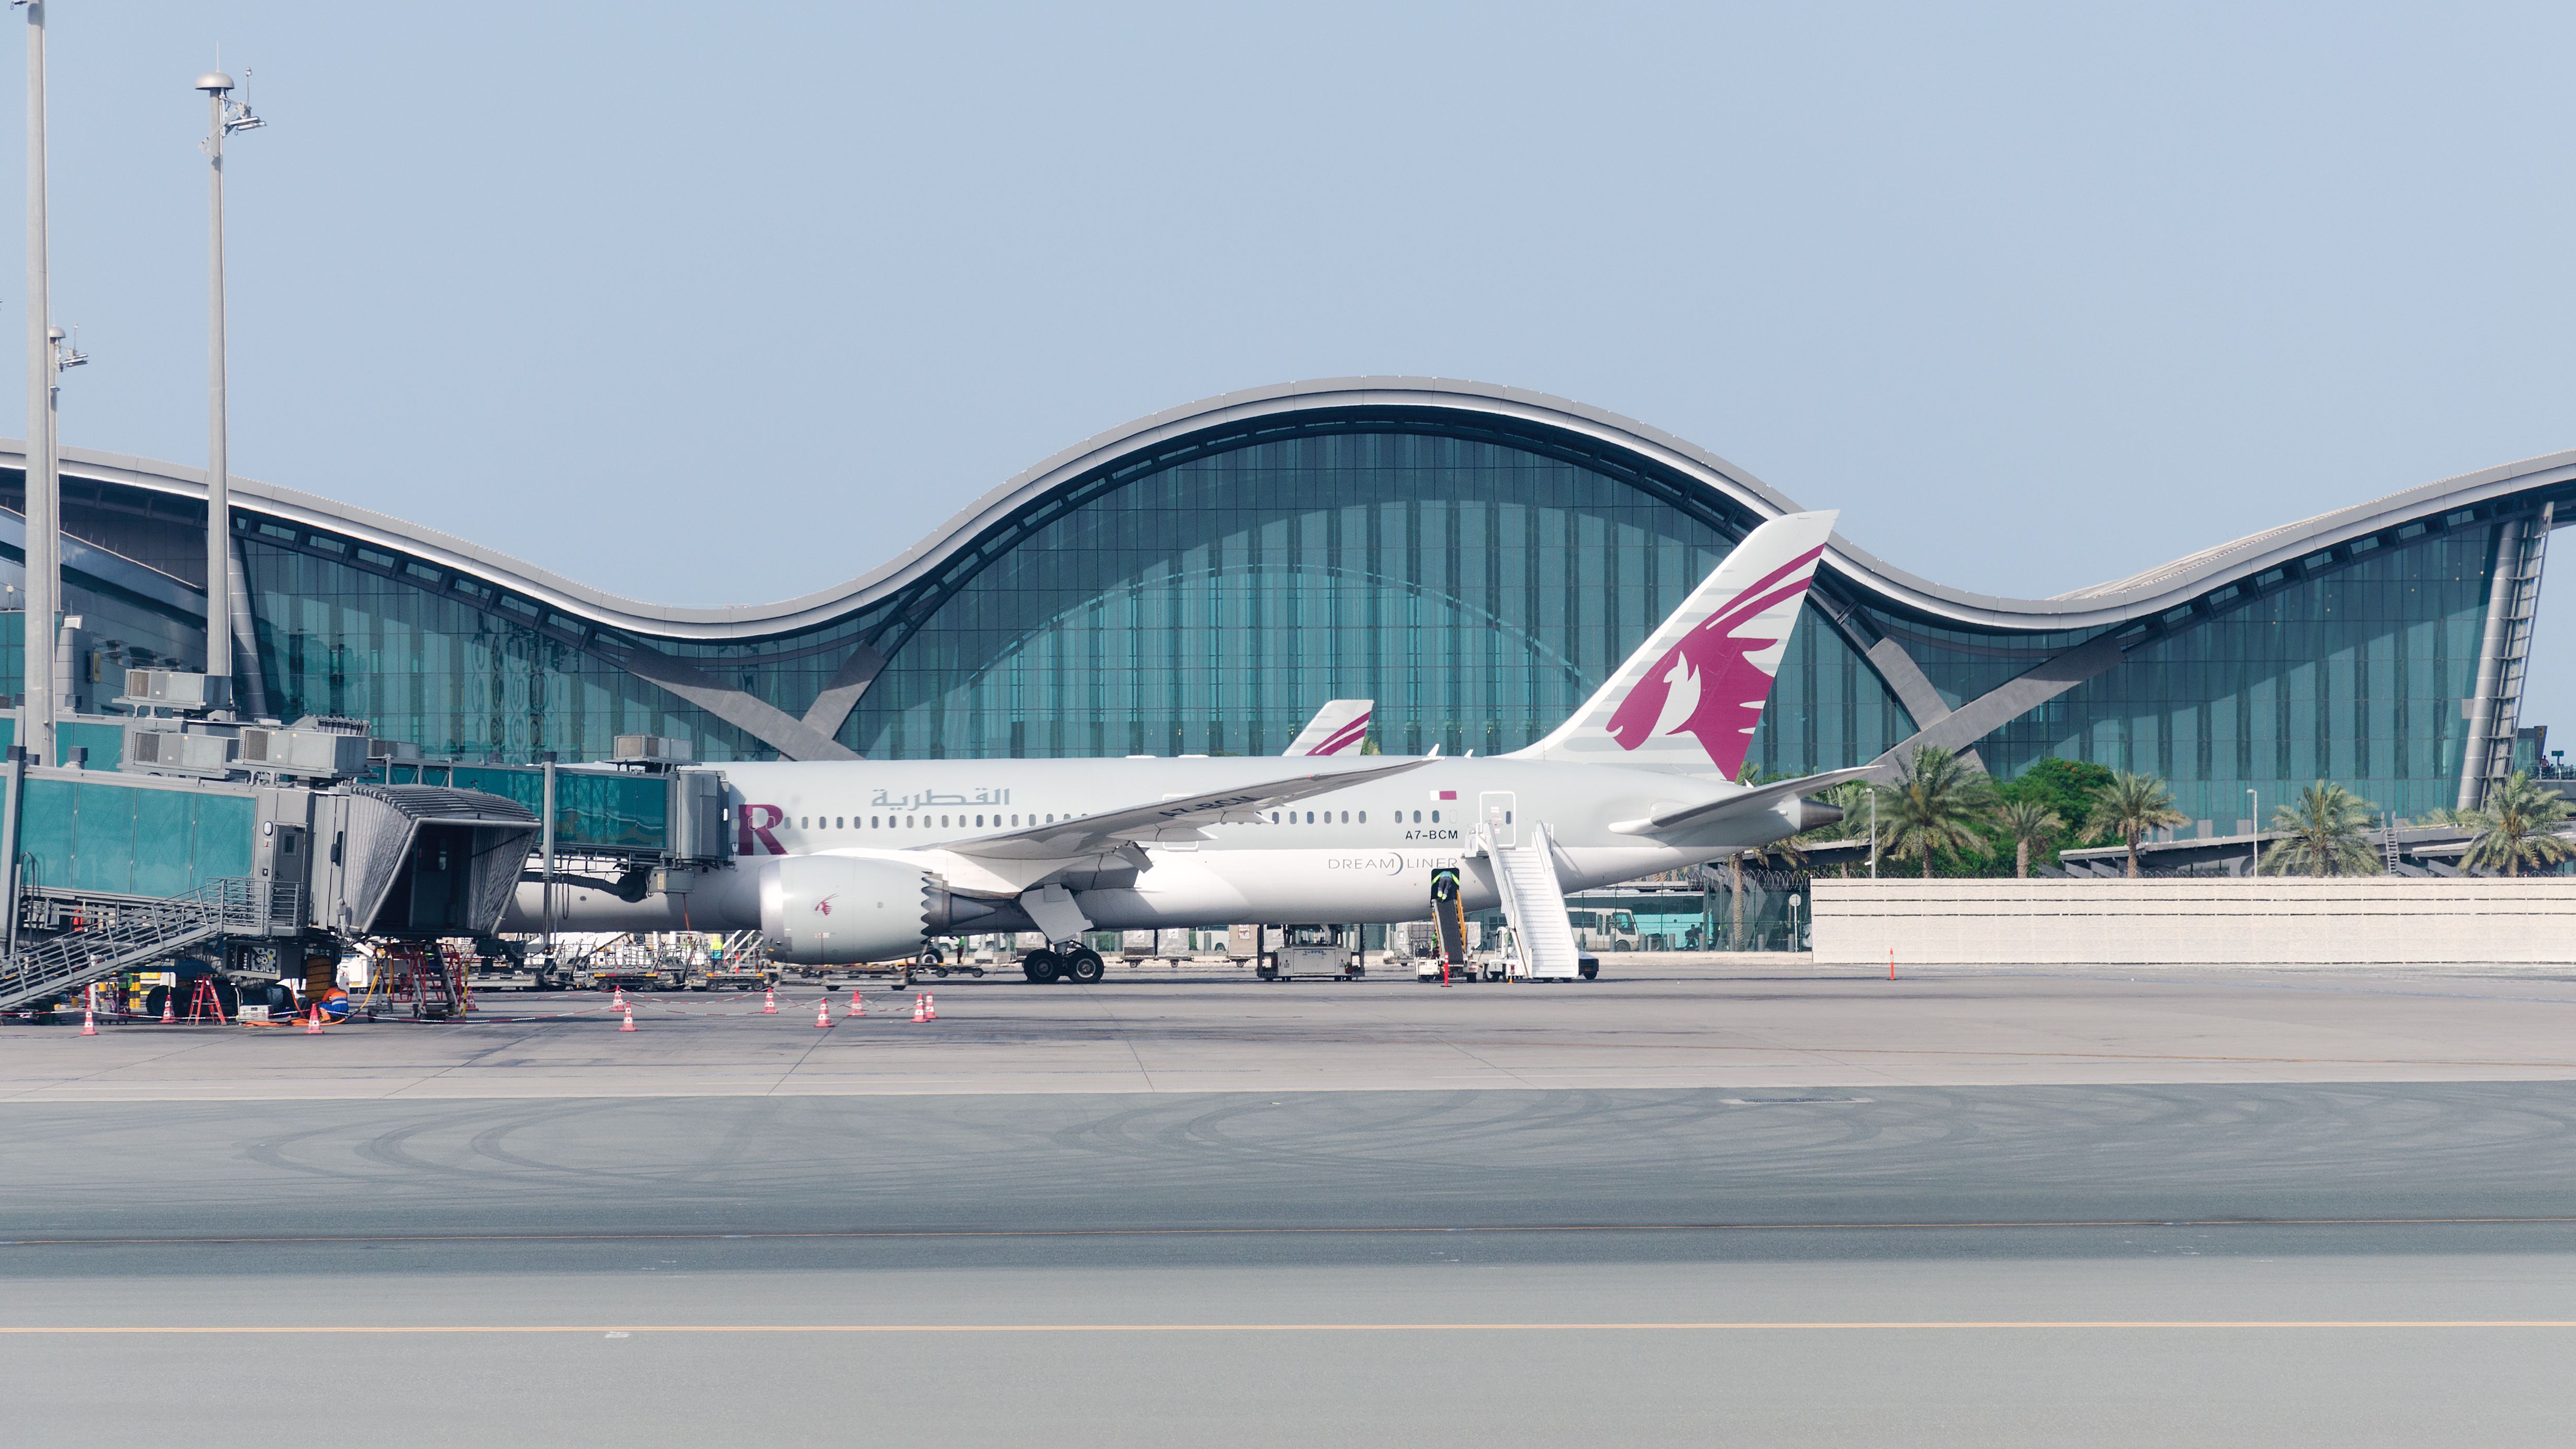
[519,755,1800,939]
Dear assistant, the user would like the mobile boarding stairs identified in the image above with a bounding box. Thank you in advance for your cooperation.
[1466,813,1585,981]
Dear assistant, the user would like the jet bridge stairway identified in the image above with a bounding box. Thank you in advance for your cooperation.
[0,879,301,1013]
[1475,821,1583,981]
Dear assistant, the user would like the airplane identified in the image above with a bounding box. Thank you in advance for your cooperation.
[516,511,1861,982]
[1282,699,1373,756]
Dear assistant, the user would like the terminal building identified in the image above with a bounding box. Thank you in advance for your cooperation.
[1,377,2567,830]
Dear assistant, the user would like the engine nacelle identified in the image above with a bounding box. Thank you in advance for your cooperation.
[760,854,936,964]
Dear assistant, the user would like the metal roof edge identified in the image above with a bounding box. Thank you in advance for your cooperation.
[4,389,2568,643]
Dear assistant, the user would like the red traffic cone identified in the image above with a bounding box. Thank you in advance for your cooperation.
[911,994,927,1024]
[846,989,865,1019]
[923,992,937,1021]
[304,1005,325,1035]
[813,997,834,1029]
[619,1004,637,1032]
[160,992,175,1024]
[80,1006,96,1036]
[762,986,779,1015]
[612,984,627,1009]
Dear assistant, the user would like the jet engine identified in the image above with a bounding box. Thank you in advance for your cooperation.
[759,854,960,964]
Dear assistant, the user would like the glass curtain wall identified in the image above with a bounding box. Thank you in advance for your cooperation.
[236,530,773,762]
[1979,524,2493,824]
[844,431,1915,767]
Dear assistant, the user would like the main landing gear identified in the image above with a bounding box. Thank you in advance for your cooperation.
[1021,946,1105,984]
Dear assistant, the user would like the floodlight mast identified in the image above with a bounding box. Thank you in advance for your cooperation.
[19,0,53,764]
[199,67,260,702]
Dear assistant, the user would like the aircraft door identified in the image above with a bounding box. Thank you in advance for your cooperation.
[1478,791,1516,848]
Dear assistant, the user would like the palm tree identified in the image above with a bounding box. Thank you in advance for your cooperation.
[2089,771,2190,878]
[1873,745,1997,879]
[1993,799,2064,879]
[2262,781,2383,877]
[1721,763,1815,946]
[2458,771,2576,877]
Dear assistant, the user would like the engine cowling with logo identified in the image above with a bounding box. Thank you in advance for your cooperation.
[758,854,935,964]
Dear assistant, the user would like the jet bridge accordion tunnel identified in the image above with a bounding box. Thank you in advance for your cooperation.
[311,786,544,939]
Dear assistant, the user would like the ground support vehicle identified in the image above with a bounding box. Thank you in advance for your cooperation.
[912,938,981,978]
[1465,925,1520,982]
[1404,920,1503,983]
[1259,924,1364,981]
[688,959,772,991]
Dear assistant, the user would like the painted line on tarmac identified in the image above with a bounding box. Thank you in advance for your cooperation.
[5,1321,2574,1335]
[7,1215,2573,1248]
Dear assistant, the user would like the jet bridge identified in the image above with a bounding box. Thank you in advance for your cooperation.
[0,743,541,1014]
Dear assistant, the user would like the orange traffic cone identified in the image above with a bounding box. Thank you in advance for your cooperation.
[762,986,778,1015]
[79,1006,96,1036]
[612,984,627,1009]
[619,1004,637,1032]
[923,993,937,1021]
[814,997,833,1029]
[304,1005,325,1034]
[846,989,865,1019]
[911,994,927,1024]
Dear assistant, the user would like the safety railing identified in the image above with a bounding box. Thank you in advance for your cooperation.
[0,877,303,1011]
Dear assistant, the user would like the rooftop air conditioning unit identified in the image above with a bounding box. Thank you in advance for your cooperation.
[117,668,231,712]
[122,725,238,776]
[613,734,692,764]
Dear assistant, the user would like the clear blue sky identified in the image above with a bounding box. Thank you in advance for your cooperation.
[3,4,2572,724]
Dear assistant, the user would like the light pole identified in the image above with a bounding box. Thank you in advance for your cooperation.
[197,68,261,698]
[2246,787,2259,878]
[40,326,79,720]
[1868,790,1878,880]
[19,0,53,764]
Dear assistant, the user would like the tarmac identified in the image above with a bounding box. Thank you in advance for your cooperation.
[8,962,2576,1445]
[7,958,2576,1101]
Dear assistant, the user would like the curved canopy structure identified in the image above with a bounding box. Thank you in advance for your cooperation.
[3,377,2567,824]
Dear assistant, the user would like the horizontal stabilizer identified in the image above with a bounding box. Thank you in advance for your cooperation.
[1607,764,1881,837]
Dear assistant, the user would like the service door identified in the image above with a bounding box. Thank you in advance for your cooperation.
[1478,791,1516,848]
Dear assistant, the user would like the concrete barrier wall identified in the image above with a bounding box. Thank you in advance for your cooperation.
[1810,878,2576,966]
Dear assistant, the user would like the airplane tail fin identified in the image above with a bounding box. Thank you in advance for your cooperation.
[1283,699,1373,756]
[1511,510,1837,778]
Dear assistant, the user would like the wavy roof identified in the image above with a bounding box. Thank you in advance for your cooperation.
[10,377,2572,641]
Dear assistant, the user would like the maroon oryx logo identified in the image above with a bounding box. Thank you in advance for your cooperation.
[1603,544,1823,775]
[813,893,837,916]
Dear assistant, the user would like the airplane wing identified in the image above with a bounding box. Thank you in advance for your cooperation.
[1282,699,1374,756]
[939,756,1433,861]
[1607,765,1881,836]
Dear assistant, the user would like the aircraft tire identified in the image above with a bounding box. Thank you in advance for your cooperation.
[1023,950,1062,984]
[1065,950,1105,984]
